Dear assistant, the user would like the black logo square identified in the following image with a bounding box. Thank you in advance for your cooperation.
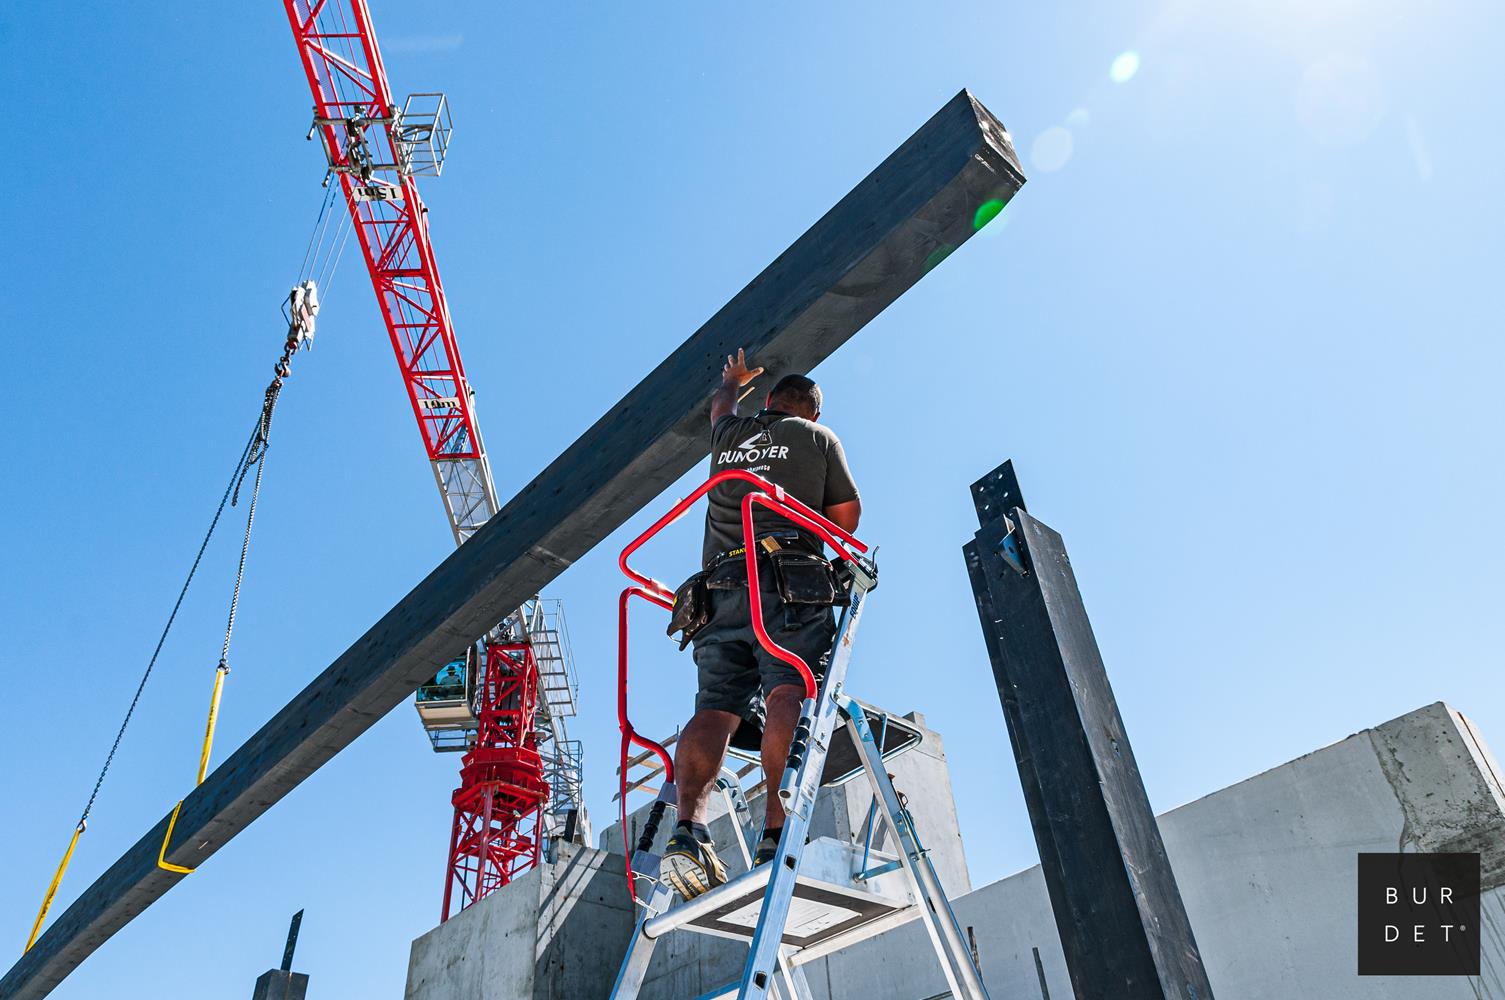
[1357,852,1480,975]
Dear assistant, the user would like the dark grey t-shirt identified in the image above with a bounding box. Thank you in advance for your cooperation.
[701,409,860,567]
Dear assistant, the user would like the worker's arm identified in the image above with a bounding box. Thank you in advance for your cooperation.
[709,348,764,426]
[823,498,861,535]
[821,433,861,536]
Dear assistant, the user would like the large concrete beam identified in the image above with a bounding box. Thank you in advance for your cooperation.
[4,89,1024,1000]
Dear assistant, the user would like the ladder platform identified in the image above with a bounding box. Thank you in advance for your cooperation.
[646,838,911,950]
[724,700,923,788]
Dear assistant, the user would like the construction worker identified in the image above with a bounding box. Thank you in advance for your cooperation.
[660,349,861,899]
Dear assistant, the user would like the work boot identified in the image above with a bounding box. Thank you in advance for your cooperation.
[660,831,728,899]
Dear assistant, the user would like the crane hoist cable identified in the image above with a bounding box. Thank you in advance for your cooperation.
[22,298,320,954]
[297,183,354,295]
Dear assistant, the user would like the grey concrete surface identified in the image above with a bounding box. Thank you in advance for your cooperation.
[590,710,971,998]
[407,702,1505,999]
[1367,701,1505,884]
[405,844,635,1000]
[807,701,1505,1000]
[600,710,971,898]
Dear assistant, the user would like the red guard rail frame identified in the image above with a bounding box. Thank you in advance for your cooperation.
[614,470,867,897]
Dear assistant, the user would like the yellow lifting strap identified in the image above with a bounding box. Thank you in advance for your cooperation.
[24,662,229,949]
[156,802,194,875]
[24,823,85,953]
[196,666,228,787]
[22,327,300,953]
[157,665,230,875]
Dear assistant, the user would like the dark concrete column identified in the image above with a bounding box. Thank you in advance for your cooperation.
[963,460,1214,1000]
[250,970,308,1000]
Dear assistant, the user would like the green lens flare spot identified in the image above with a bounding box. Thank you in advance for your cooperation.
[973,199,1006,231]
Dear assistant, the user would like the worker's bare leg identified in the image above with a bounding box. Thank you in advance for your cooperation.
[760,683,805,829]
[674,708,741,825]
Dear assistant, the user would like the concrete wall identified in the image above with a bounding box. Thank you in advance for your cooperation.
[589,708,971,997]
[801,701,1505,1000]
[404,845,635,1000]
[407,701,1505,1000]
[599,710,972,898]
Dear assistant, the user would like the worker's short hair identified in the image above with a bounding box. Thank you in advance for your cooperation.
[769,374,822,416]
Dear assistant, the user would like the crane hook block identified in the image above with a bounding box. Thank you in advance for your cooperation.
[286,280,320,351]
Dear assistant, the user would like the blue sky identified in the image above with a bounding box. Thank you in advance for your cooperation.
[2,0,1502,995]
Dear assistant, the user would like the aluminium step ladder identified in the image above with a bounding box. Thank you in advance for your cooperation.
[610,471,990,1000]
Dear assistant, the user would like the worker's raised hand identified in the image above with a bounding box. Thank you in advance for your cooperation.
[722,348,764,388]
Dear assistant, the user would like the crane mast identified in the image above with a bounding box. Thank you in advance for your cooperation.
[282,0,585,919]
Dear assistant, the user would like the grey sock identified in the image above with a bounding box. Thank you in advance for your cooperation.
[676,820,712,844]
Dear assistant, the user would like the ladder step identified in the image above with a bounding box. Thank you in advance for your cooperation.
[644,863,773,939]
[643,838,911,950]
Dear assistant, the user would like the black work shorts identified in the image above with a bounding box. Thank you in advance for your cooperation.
[691,584,836,726]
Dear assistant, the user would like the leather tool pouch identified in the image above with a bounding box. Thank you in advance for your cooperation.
[666,570,711,650]
[769,550,849,607]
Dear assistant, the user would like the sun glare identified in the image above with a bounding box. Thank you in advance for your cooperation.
[1110,50,1141,84]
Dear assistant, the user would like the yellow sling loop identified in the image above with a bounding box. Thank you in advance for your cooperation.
[29,664,229,947]
[24,824,84,953]
[156,802,194,875]
[156,664,231,875]
[196,666,228,786]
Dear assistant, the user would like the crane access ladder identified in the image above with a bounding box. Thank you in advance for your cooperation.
[610,470,991,1000]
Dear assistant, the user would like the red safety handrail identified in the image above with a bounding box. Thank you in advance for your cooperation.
[618,586,676,779]
[615,469,867,900]
[738,490,845,699]
[617,586,675,886]
[619,469,866,599]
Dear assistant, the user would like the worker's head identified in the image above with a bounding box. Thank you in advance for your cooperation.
[766,374,822,421]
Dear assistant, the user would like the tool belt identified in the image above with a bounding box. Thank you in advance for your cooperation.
[666,534,850,650]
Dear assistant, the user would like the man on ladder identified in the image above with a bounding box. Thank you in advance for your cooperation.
[612,351,988,999]
[661,349,862,899]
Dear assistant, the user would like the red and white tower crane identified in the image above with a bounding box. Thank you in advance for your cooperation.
[282,0,587,921]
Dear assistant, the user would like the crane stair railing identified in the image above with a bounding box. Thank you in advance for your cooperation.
[611,470,991,1000]
[525,598,581,719]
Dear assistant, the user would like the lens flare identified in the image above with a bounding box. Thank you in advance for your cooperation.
[1030,127,1074,173]
[1110,51,1141,84]
[973,199,1006,231]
